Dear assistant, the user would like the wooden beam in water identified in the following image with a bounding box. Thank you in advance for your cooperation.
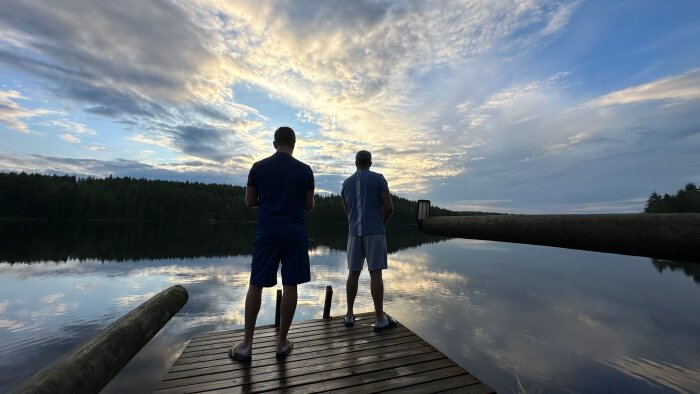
[421,213,700,262]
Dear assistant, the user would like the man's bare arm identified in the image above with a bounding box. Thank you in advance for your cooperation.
[305,190,315,211]
[381,191,393,224]
[245,186,259,208]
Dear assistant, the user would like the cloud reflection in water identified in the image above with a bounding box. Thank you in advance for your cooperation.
[1,234,699,393]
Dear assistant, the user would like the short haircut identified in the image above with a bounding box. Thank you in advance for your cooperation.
[274,126,296,147]
[355,150,372,166]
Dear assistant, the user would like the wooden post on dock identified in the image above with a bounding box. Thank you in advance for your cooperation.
[323,285,333,320]
[275,289,282,328]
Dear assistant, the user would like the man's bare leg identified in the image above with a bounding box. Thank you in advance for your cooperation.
[276,285,297,353]
[237,284,262,357]
[369,269,385,323]
[345,271,361,318]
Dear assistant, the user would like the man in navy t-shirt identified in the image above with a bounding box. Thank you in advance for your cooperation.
[230,126,315,361]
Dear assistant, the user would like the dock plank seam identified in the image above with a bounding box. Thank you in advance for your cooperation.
[159,314,495,393]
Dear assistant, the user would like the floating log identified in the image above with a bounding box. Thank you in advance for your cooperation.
[13,285,189,394]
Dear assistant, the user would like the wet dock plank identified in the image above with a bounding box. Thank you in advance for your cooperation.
[158,312,494,393]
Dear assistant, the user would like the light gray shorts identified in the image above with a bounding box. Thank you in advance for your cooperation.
[347,234,388,272]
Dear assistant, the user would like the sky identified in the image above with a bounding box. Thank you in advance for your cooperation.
[1,0,699,213]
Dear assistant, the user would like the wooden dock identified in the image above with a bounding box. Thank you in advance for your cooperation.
[157,312,494,393]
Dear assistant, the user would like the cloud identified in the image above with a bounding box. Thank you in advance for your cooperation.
[0,90,53,133]
[600,356,700,393]
[429,70,700,213]
[59,133,80,143]
[47,120,96,135]
[455,72,569,130]
[584,68,700,108]
[0,318,24,331]
[129,134,174,151]
[41,293,65,304]
[114,292,156,307]
[450,199,514,213]
[0,0,257,162]
[169,125,240,163]
[0,0,225,104]
[0,0,582,190]
[6,0,697,213]
[83,145,107,152]
[539,0,580,36]
[192,0,582,191]
[545,131,593,152]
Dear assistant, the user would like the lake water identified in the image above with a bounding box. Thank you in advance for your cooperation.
[0,222,699,393]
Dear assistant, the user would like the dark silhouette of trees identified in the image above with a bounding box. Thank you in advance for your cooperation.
[645,183,700,213]
[651,259,700,284]
[0,172,492,223]
[0,172,256,222]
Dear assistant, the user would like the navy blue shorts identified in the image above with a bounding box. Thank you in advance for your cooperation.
[251,236,311,287]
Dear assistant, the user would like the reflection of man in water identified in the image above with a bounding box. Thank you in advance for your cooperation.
[341,150,396,330]
[230,126,315,361]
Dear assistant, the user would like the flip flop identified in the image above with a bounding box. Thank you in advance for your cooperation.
[373,317,398,332]
[275,339,294,359]
[229,342,251,362]
[343,314,355,327]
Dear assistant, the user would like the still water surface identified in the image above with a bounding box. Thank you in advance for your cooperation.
[0,222,699,393]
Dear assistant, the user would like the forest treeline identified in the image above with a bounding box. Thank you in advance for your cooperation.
[0,172,496,223]
[645,183,700,213]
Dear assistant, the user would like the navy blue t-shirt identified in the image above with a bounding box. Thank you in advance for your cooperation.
[247,152,314,241]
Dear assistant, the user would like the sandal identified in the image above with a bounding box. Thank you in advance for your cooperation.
[229,342,251,362]
[373,316,398,332]
[275,339,294,359]
[343,314,355,327]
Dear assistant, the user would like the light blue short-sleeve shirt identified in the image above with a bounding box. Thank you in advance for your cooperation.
[341,169,389,236]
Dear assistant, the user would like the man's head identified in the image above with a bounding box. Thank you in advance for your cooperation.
[273,126,296,153]
[355,150,372,169]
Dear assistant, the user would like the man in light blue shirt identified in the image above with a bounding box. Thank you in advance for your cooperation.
[341,150,396,330]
